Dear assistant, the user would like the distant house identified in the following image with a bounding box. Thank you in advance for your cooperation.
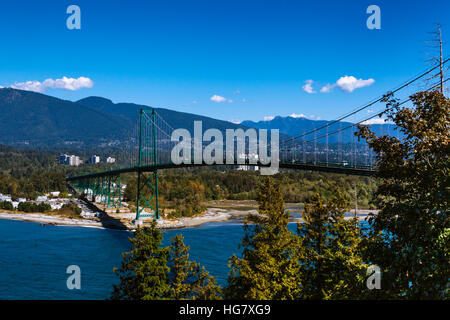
[0,194,12,202]
[104,157,116,164]
[50,203,64,210]
[36,196,48,202]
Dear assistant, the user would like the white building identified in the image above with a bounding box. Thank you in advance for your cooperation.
[59,154,82,166]
[69,155,82,166]
[88,155,101,164]
[59,154,68,164]
[104,157,116,164]
[237,153,259,171]
[0,194,12,202]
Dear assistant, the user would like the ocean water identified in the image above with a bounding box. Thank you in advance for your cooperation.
[0,218,368,300]
[0,219,251,299]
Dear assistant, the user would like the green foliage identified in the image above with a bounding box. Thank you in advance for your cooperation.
[59,203,82,216]
[297,191,367,299]
[0,88,128,146]
[357,90,449,299]
[168,234,222,300]
[122,167,377,219]
[111,223,171,300]
[225,177,302,299]
[112,223,221,300]
[0,145,68,199]
[123,177,137,202]
[17,202,51,213]
[0,201,13,211]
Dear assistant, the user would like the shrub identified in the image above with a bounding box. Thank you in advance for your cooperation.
[0,201,14,211]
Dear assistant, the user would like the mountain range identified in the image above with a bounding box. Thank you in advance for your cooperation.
[0,88,395,148]
[0,89,250,147]
[241,116,396,144]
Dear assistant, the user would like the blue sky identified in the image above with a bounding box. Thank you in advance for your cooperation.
[0,0,448,123]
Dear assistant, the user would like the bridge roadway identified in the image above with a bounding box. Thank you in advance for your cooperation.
[67,161,376,182]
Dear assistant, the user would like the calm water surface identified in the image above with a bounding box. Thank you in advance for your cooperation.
[0,218,368,299]
[0,219,251,299]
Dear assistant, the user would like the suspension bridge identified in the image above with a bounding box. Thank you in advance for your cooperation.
[67,61,449,221]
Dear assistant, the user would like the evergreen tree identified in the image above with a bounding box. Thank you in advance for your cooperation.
[297,190,367,299]
[168,234,222,300]
[225,177,302,299]
[357,90,449,299]
[111,223,170,300]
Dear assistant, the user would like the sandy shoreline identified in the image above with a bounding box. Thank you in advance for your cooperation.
[0,212,107,228]
[0,207,377,231]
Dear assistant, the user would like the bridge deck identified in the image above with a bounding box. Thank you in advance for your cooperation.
[67,162,376,181]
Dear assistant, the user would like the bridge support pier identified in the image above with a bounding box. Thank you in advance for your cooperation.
[135,108,160,221]
[136,170,159,220]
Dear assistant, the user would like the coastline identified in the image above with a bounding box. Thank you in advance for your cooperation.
[0,206,377,230]
[0,211,107,228]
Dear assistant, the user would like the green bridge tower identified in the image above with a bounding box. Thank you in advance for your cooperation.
[135,108,160,221]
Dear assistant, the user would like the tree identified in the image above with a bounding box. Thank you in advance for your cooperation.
[111,223,170,300]
[0,201,13,211]
[168,234,222,300]
[356,90,449,299]
[297,190,367,299]
[123,177,137,202]
[111,223,221,300]
[225,177,302,299]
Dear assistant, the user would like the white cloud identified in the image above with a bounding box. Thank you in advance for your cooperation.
[362,117,387,125]
[11,76,94,93]
[263,116,275,121]
[302,80,315,94]
[210,94,234,103]
[319,76,375,93]
[289,113,307,118]
[11,80,43,92]
[320,83,335,93]
[210,95,227,103]
[335,76,375,92]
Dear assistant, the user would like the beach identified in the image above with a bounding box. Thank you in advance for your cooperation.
[0,204,377,230]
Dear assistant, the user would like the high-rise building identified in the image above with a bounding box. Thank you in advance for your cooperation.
[88,155,101,164]
[59,154,69,164]
[59,154,82,166]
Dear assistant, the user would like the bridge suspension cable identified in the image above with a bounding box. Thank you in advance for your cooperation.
[300,78,449,145]
[279,58,450,147]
